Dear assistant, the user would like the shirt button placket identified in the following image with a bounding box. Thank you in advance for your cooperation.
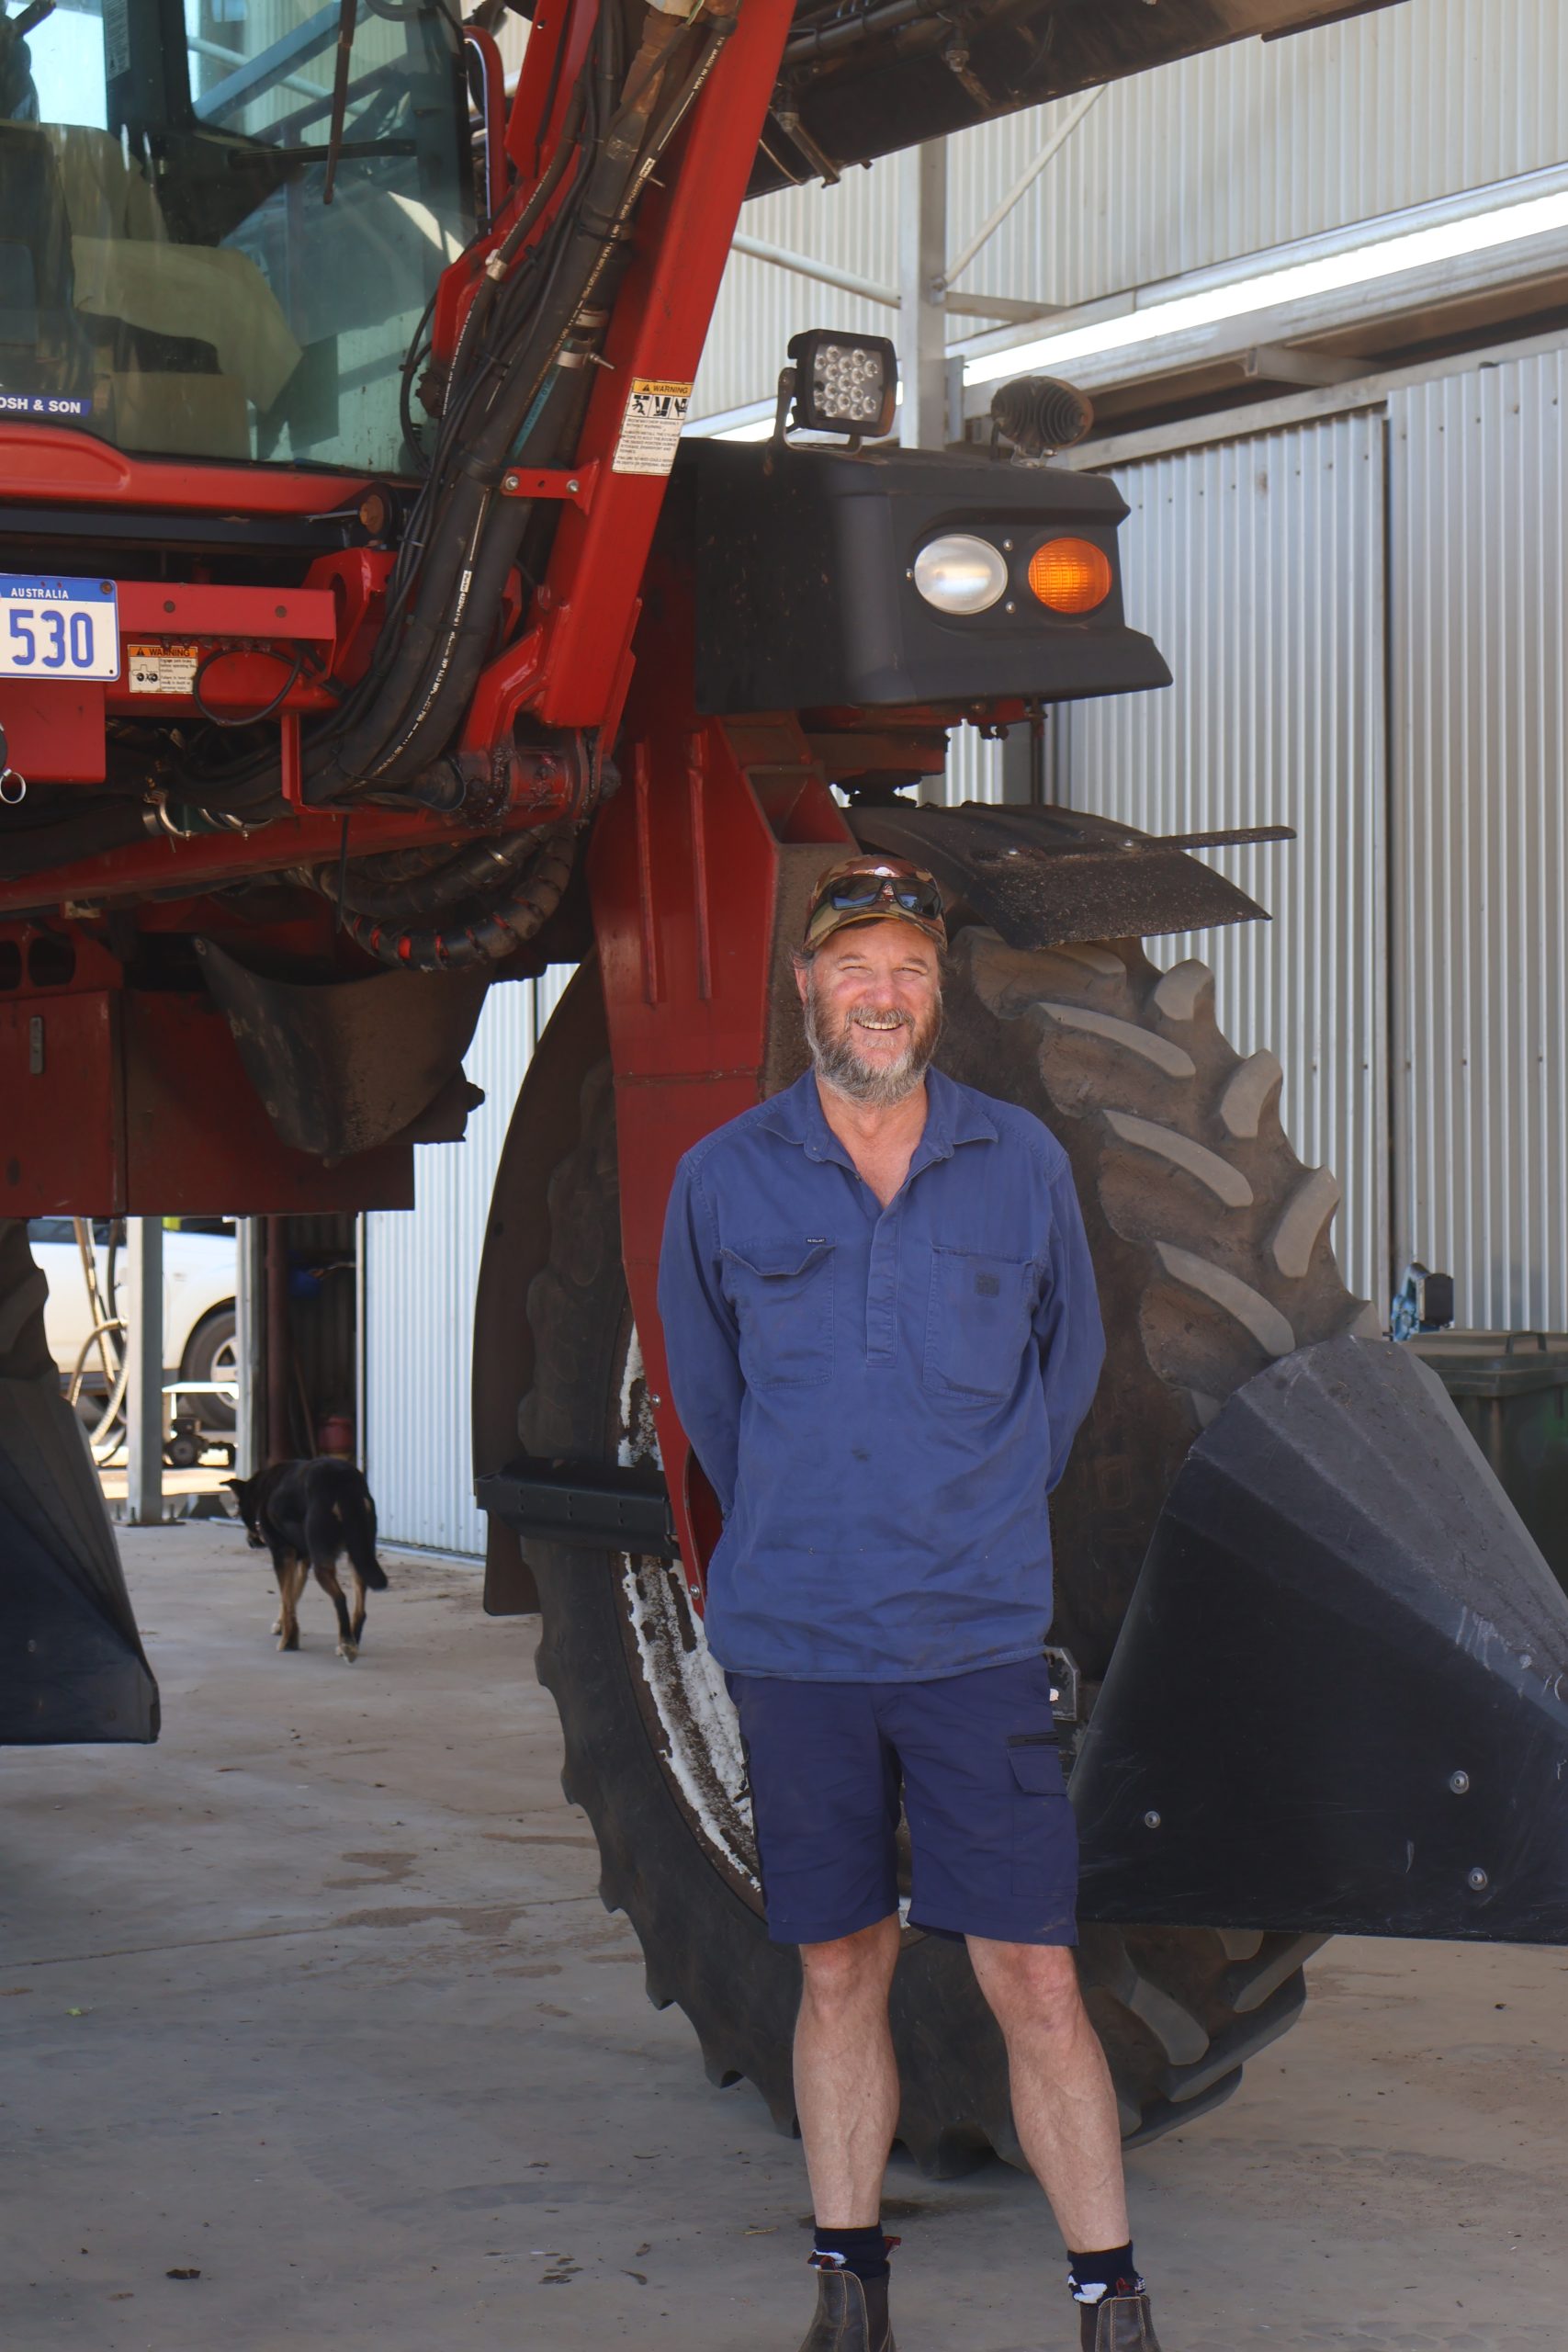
[866,1205,897,1366]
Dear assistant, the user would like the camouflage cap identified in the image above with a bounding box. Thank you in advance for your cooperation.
[802,854,947,953]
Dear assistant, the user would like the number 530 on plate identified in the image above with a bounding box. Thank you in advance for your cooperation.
[0,576,120,682]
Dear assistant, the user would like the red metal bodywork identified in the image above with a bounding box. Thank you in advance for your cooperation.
[0,0,884,1497]
[588,576,854,1593]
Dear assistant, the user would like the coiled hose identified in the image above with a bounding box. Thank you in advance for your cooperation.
[319,820,576,970]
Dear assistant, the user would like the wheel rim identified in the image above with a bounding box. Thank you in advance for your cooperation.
[611,1323,761,1905]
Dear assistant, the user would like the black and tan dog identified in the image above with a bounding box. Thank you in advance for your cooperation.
[226,1458,389,1662]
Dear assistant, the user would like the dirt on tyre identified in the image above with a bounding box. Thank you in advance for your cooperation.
[502,927,1371,2171]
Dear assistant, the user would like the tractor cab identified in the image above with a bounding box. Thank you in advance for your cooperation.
[0,0,468,470]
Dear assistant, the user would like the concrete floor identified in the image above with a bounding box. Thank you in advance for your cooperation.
[4,1529,1566,2352]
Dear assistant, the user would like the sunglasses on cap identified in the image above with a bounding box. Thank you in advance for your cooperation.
[811,867,944,924]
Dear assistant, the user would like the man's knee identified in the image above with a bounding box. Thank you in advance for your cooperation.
[969,1936,1085,2032]
[799,1917,899,2010]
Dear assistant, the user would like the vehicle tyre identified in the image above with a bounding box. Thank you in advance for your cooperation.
[181,1306,238,1431]
[499,929,1371,2172]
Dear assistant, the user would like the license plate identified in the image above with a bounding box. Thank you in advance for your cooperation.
[0,575,119,683]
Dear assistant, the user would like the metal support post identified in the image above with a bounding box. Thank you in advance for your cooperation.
[234,1217,266,1481]
[265,1216,291,1464]
[898,141,948,449]
[124,1216,164,1525]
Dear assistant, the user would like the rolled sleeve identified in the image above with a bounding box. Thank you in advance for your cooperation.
[657,1151,743,1517]
[1034,1158,1105,1493]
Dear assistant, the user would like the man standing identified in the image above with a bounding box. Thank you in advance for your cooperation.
[658,854,1163,2352]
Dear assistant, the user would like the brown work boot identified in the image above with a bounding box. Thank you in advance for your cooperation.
[1078,2290,1162,2351]
[795,2266,896,2350]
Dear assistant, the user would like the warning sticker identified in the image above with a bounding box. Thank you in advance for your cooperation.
[611,379,694,478]
[127,643,200,695]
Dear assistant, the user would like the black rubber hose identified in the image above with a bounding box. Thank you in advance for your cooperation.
[305,16,721,801]
[335,823,575,967]
[318,826,548,921]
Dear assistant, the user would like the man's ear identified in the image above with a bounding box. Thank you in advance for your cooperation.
[792,950,810,1005]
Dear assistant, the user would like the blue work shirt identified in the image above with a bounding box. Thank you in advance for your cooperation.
[656,1065,1105,1682]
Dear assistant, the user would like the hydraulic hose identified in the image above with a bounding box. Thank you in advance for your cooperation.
[317,826,551,921]
[333,821,576,968]
[306,12,713,802]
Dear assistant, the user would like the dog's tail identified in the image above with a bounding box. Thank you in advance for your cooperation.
[335,1490,389,1591]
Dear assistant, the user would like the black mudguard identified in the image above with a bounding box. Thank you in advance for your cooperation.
[1073,1334,1568,1943]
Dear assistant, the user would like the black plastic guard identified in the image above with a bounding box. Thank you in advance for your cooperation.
[849,800,1265,949]
[1072,1335,1568,1944]
[195,940,490,1160]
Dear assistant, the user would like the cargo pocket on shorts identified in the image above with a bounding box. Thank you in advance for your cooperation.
[1007,1731,1072,1896]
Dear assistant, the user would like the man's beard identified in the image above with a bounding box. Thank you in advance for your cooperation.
[803,975,942,1107]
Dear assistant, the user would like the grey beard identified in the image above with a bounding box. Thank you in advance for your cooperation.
[804,987,941,1107]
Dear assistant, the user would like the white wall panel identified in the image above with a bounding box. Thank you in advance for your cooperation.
[364,969,570,1555]
[694,0,1568,420]
[1058,413,1388,1307]
[1389,351,1568,1328]
[940,723,1006,807]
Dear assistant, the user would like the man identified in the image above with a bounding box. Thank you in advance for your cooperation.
[658,854,1163,2352]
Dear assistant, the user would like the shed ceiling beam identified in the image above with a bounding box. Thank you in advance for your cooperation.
[729,236,1055,323]
[1242,343,1366,386]
[942,86,1102,292]
[945,292,1060,322]
[899,140,948,447]
[730,233,899,308]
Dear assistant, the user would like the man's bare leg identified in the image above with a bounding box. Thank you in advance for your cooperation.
[966,1937,1128,2248]
[794,1915,902,2223]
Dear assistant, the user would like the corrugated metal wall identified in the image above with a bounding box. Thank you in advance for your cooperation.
[364,970,570,1554]
[1055,413,1389,1308]
[1388,350,1568,1328]
[694,0,1568,419]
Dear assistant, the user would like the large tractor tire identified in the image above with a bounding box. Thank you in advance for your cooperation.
[505,926,1371,2172]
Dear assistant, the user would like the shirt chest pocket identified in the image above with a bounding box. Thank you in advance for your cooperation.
[721,1239,836,1387]
[923,1244,1035,1402]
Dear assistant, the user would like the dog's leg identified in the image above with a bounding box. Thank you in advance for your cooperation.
[313,1558,357,1662]
[276,1553,305,1652]
[350,1572,367,1647]
[268,1539,288,1635]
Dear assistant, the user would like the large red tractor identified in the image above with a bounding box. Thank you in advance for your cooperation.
[5,0,1565,2170]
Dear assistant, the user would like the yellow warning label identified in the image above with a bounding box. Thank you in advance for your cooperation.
[127,642,200,695]
[611,378,694,478]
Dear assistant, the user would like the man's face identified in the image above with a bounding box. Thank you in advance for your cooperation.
[796,921,943,1106]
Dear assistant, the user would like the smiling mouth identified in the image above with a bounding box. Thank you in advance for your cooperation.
[852,1012,908,1035]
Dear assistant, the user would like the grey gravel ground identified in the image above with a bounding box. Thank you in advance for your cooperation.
[3,1523,1566,2352]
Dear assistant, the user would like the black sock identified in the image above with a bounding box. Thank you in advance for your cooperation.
[1067,2243,1143,2305]
[810,2223,893,2283]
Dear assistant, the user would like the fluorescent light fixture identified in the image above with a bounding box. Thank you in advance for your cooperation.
[964,187,1568,387]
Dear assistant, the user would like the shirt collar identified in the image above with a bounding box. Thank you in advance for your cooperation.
[758,1065,997,1169]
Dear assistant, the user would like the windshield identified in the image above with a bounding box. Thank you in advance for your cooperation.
[0,0,471,473]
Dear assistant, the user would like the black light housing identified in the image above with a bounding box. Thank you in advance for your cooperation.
[679,438,1170,713]
[785,329,898,438]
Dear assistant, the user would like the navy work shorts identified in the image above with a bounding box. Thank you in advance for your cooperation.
[725,1655,1077,1948]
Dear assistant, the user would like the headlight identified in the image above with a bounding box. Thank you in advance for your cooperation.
[911,534,1010,616]
[1027,537,1112,614]
[785,329,898,438]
